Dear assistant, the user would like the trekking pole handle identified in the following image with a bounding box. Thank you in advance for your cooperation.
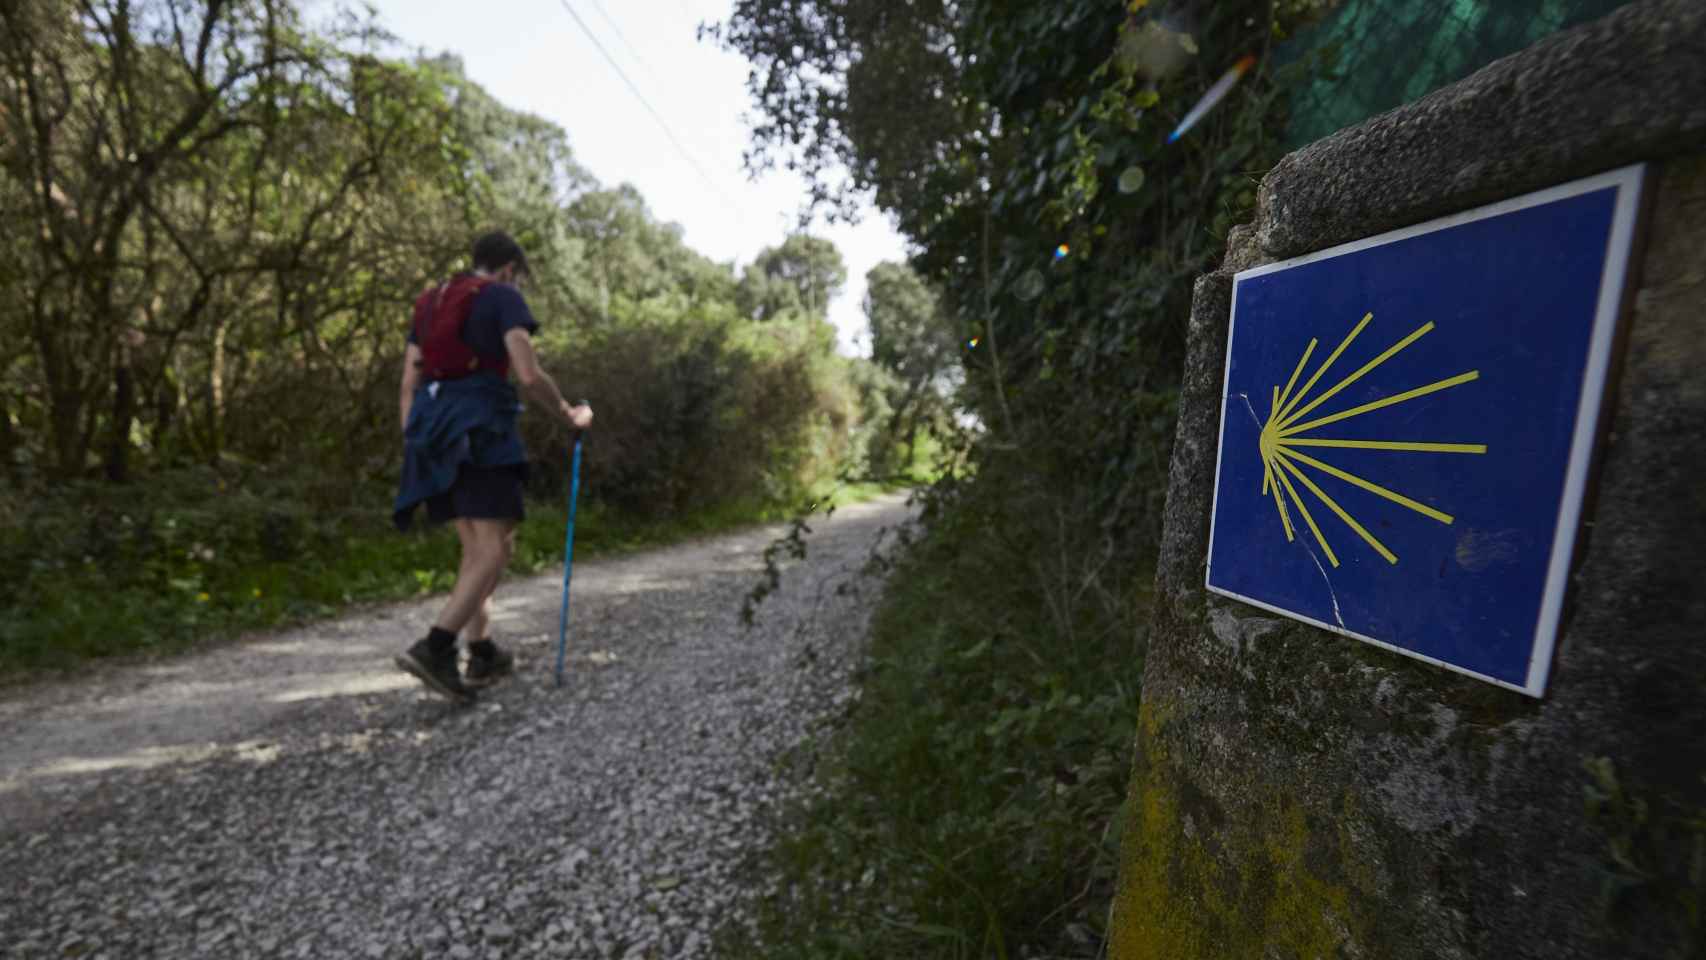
[565,397,592,435]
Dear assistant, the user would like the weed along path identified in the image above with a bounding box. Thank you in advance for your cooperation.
[0,493,911,960]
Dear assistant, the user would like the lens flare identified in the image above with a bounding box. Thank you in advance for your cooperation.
[1115,19,1193,80]
[1015,269,1046,301]
[1166,54,1257,145]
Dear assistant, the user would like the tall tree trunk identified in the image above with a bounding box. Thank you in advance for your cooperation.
[104,336,134,482]
[156,352,188,456]
[36,310,88,478]
[885,377,926,471]
[149,358,179,458]
[208,318,227,462]
[0,387,16,476]
[52,399,83,477]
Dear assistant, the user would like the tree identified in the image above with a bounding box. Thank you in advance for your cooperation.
[0,0,373,479]
[736,233,846,325]
[560,184,738,333]
[427,53,597,334]
[708,7,1322,952]
[701,0,968,227]
[864,260,955,468]
[0,2,578,481]
[0,0,865,523]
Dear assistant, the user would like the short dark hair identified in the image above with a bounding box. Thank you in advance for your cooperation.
[471,231,530,277]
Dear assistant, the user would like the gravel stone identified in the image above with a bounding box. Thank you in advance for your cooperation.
[0,495,912,958]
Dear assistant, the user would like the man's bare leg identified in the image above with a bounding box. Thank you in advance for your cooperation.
[454,523,517,688]
[397,519,512,702]
[433,520,512,634]
[463,527,516,641]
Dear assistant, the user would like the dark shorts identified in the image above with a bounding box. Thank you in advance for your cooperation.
[425,463,527,525]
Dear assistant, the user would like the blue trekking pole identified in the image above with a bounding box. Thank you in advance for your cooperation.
[553,432,584,688]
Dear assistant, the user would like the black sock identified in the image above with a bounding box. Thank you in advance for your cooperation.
[469,638,497,660]
[425,627,457,655]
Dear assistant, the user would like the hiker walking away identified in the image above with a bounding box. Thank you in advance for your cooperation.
[392,231,594,703]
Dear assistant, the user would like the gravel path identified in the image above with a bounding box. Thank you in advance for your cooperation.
[0,493,912,959]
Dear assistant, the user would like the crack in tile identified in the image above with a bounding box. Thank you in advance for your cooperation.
[1236,390,1346,631]
[1232,391,1262,430]
[1305,545,1346,630]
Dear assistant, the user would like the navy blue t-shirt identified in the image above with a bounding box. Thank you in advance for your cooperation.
[407,282,539,363]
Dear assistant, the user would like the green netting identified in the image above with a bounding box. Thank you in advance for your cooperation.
[1278,0,1634,149]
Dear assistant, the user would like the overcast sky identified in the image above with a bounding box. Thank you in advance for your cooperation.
[350,0,909,356]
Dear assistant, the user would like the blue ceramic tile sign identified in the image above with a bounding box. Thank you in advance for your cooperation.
[1205,165,1646,697]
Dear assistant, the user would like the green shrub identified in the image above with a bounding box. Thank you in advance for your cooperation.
[731,439,1154,958]
[0,449,900,678]
[527,314,869,519]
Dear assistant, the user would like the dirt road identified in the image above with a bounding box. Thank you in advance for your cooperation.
[0,493,912,959]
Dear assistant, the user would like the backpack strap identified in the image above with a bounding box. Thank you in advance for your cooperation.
[416,274,507,381]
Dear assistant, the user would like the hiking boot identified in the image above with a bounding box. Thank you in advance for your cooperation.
[464,639,514,688]
[396,637,476,704]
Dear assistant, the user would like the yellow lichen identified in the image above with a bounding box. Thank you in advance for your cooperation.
[1107,700,1372,959]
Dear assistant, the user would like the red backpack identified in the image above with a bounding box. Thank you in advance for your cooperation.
[412,273,511,381]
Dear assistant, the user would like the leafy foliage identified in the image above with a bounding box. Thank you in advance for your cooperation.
[0,463,826,677]
[1581,758,1706,957]
[0,0,894,670]
[725,489,1150,959]
[737,232,848,326]
[863,261,958,476]
[710,0,1342,955]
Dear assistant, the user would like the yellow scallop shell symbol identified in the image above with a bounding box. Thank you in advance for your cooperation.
[1258,313,1488,567]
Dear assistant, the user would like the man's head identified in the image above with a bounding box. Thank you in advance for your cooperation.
[471,231,531,285]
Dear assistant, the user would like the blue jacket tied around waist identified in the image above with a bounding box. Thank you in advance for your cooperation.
[393,375,529,530]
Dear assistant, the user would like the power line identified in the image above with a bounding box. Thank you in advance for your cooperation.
[551,0,737,213]
[585,0,657,80]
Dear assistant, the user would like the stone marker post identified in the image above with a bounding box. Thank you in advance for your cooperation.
[1108,2,1705,957]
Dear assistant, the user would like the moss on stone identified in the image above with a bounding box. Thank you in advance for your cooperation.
[1109,701,1378,959]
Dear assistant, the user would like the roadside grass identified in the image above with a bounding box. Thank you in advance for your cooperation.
[723,486,1150,959]
[0,466,900,681]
